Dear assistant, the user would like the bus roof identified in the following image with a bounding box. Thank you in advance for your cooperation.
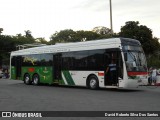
[10,38,140,56]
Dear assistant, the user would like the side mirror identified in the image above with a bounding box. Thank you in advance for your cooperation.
[124,53,127,61]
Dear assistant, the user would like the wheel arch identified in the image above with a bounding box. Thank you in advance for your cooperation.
[23,73,32,85]
[86,74,99,88]
[32,73,40,85]
[32,73,39,79]
[23,73,30,81]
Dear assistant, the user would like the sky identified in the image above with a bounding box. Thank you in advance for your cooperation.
[0,0,160,41]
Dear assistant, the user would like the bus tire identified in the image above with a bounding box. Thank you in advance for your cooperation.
[32,74,40,85]
[88,75,99,90]
[24,74,31,85]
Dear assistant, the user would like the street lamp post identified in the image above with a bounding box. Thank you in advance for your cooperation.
[109,0,113,35]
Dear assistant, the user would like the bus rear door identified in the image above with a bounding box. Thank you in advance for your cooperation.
[53,54,62,83]
[15,56,22,79]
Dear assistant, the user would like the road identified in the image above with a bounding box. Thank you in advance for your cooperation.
[0,79,160,120]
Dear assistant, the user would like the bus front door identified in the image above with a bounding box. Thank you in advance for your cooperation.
[53,54,62,82]
[104,51,123,86]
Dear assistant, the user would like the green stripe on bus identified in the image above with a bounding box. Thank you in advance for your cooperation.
[62,71,75,85]
[59,79,66,85]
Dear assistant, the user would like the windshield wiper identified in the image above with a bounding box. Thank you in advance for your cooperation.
[128,51,136,62]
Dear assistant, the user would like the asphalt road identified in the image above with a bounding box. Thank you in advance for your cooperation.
[0,79,160,120]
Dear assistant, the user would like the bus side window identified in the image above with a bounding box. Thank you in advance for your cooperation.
[11,56,16,66]
[104,52,111,67]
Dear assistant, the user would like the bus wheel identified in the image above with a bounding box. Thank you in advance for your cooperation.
[33,74,40,85]
[24,74,31,85]
[88,76,99,90]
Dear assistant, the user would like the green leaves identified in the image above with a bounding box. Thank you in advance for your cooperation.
[119,21,160,55]
[119,21,160,67]
[50,29,100,44]
[0,22,160,67]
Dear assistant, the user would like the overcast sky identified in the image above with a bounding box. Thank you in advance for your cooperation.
[0,0,160,40]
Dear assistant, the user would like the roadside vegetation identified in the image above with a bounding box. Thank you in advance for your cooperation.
[0,21,160,67]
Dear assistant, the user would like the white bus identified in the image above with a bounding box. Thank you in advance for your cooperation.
[10,38,148,89]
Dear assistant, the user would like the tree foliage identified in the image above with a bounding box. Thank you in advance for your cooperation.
[0,30,48,66]
[50,29,76,44]
[119,21,160,67]
[35,38,48,44]
[25,30,33,38]
[0,22,160,67]
[50,29,100,44]
[92,26,112,35]
[119,21,160,55]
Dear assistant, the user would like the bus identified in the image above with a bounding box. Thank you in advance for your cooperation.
[10,38,148,89]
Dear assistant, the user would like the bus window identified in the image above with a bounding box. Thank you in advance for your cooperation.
[11,56,16,66]
[74,51,89,70]
[41,54,53,66]
[62,52,74,70]
[88,49,105,70]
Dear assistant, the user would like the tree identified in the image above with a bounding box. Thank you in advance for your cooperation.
[92,26,112,35]
[75,30,100,42]
[0,35,15,66]
[50,29,100,44]
[0,31,37,66]
[92,26,120,39]
[25,30,33,38]
[35,37,48,44]
[119,21,160,55]
[119,21,160,67]
[13,33,35,46]
[50,29,76,44]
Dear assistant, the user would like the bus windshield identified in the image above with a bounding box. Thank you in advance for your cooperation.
[123,45,147,72]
